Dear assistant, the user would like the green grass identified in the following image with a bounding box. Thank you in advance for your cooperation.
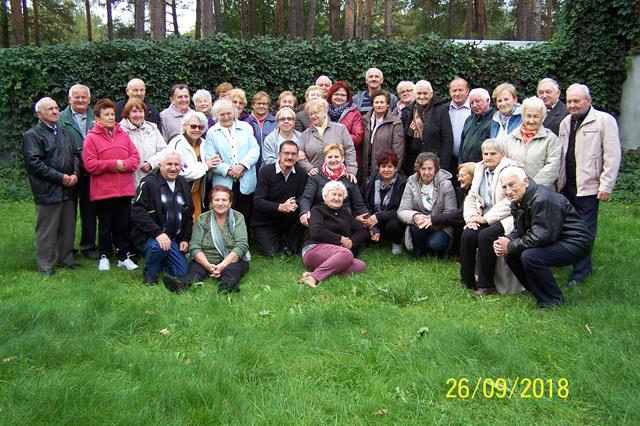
[1,201,639,425]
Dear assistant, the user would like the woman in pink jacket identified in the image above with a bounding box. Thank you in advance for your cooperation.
[83,99,140,272]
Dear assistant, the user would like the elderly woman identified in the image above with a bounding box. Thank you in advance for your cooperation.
[398,152,457,258]
[119,98,167,188]
[295,85,324,132]
[299,180,369,288]
[228,88,251,122]
[193,89,215,128]
[246,91,277,170]
[401,80,454,175]
[392,81,415,117]
[262,107,302,166]
[489,83,522,140]
[215,82,233,101]
[298,98,358,180]
[326,81,364,166]
[275,90,297,113]
[204,99,260,223]
[361,90,404,183]
[504,96,561,188]
[163,185,249,294]
[167,111,218,220]
[83,99,140,271]
[361,149,408,254]
[461,139,523,296]
[299,143,369,228]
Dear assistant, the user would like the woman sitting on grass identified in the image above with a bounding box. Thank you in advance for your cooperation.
[163,185,250,294]
[299,181,369,288]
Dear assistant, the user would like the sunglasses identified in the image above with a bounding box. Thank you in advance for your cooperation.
[278,117,294,122]
[188,124,205,130]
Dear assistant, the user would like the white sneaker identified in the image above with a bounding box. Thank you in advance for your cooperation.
[98,255,110,271]
[391,243,403,255]
[117,253,139,271]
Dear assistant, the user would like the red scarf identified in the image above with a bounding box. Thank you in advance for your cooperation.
[521,128,536,143]
[321,162,347,180]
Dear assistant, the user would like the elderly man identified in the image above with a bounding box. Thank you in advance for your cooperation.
[130,150,194,285]
[115,78,162,126]
[536,78,569,136]
[557,83,621,286]
[460,139,521,296]
[354,68,398,115]
[160,84,194,142]
[315,75,333,97]
[494,167,593,308]
[58,84,98,260]
[252,140,308,257]
[448,77,471,171]
[22,97,80,275]
[459,88,496,163]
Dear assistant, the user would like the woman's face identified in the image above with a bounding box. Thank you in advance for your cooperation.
[307,90,323,102]
[280,95,296,109]
[372,95,389,116]
[277,112,295,132]
[415,85,433,106]
[324,149,344,171]
[378,162,397,181]
[97,107,116,130]
[496,90,517,117]
[252,96,269,117]
[211,191,232,216]
[308,106,326,127]
[195,97,212,115]
[522,108,543,133]
[419,160,437,184]
[128,107,145,127]
[218,107,235,128]
[231,96,246,118]
[331,88,348,107]
[324,188,345,209]
[458,168,473,189]
[183,118,204,141]
[399,86,415,104]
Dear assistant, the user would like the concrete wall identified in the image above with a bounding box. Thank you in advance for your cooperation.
[620,55,640,150]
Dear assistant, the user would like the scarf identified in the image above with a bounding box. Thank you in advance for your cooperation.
[328,101,351,122]
[321,162,347,180]
[409,104,425,141]
[521,127,536,144]
[374,174,397,212]
[210,210,251,261]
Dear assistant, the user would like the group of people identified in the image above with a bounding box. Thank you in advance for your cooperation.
[22,68,622,309]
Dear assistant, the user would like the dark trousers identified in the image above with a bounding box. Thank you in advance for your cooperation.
[505,243,585,308]
[253,219,304,257]
[232,181,254,226]
[460,222,504,288]
[94,197,132,261]
[409,226,450,257]
[34,200,76,271]
[563,185,598,280]
[181,259,249,292]
[379,216,405,244]
[78,169,97,251]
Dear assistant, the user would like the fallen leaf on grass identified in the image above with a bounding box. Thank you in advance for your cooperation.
[415,327,430,338]
[159,328,170,336]
[2,356,16,363]
[585,324,592,335]
[375,408,388,416]
[259,309,270,316]
[144,310,154,315]
[360,328,368,334]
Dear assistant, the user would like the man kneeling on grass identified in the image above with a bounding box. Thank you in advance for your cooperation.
[493,167,593,309]
[130,149,194,285]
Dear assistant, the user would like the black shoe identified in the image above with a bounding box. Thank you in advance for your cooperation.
[40,269,55,276]
[283,247,295,257]
[163,275,185,293]
[142,267,158,286]
[81,249,100,260]
[58,263,80,270]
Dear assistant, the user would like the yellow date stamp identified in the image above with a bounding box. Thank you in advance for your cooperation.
[445,377,569,399]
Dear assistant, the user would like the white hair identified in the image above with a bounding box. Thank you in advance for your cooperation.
[469,88,491,102]
[34,97,55,113]
[158,148,183,165]
[537,78,560,92]
[181,111,208,130]
[322,180,348,200]
[415,80,433,91]
[500,166,527,181]
[366,67,383,79]
[481,138,507,155]
[212,99,237,119]
[521,96,547,120]
[193,89,212,103]
[567,83,591,99]
[315,75,332,85]
[275,107,296,120]
[396,81,415,93]
[68,84,90,97]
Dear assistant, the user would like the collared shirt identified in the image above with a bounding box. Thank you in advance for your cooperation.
[275,161,296,182]
[72,109,88,137]
[449,100,471,156]
[480,168,495,211]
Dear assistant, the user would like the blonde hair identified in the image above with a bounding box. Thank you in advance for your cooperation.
[228,88,247,107]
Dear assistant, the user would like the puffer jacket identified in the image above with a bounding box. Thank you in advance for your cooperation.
[489,104,522,140]
[119,118,167,187]
[334,104,364,166]
[504,125,561,188]
[361,110,404,182]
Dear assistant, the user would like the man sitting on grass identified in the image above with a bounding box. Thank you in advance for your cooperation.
[493,167,594,309]
[130,149,194,285]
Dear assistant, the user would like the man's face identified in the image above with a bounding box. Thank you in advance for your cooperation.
[278,144,299,169]
[126,80,146,100]
[415,84,433,106]
[160,154,182,182]
[68,87,90,114]
[501,174,528,203]
[171,88,190,111]
[536,82,559,109]
[566,88,592,117]
[482,148,503,170]
[38,99,60,126]
[449,79,469,107]
[366,70,383,91]
[316,77,331,95]
[470,93,490,116]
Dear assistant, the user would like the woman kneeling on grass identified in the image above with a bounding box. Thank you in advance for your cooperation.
[299,181,369,288]
[163,185,249,294]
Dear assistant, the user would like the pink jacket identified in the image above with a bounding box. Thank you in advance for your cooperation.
[82,122,140,201]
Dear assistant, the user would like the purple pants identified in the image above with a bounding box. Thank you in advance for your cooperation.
[303,244,367,282]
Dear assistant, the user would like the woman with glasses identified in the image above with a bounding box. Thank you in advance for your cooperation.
[261,107,302,166]
[393,81,415,117]
[326,81,364,167]
[245,91,276,170]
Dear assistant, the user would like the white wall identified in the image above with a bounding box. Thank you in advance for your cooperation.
[620,55,640,150]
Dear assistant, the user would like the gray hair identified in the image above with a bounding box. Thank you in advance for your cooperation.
[366,67,383,79]
[415,80,433,91]
[68,84,91,97]
[212,98,237,119]
[521,96,547,120]
[35,97,55,113]
[321,180,348,200]
[537,77,560,92]
[158,148,183,165]
[500,165,527,181]
[567,83,591,99]
[469,88,491,102]
[192,89,212,104]
[481,138,506,155]
[275,107,296,120]
[396,81,415,93]
[315,75,332,85]
[304,98,328,114]
[181,111,208,131]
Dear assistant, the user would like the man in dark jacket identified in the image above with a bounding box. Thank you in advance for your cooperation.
[537,78,569,136]
[493,167,593,309]
[22,97,80,275]
[459,88,495,163]
[114,78,162,127]
[131,150,194,285]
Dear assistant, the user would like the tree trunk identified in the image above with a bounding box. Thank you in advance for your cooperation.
[149,0,165,40]
[248,0,255,37]
[21,0,28,44]
[383,0,392,37]
[195,0,201,38]
[363,0,372,40]
[545,0,554,39]
[343,0,355,40]
[239,0,244,38]
[202,0,214,37]
[475,0,487,39]
[355,0,364,39]
[9,0,24,45]
[464,0,473,38]
[306,0,316,40]
[172,0,180,35]
[1,0,9,47]
[287,0,296,37]
[134,0,145,38]
[32,0,40,46]
[213,0,222,32]
[530,0,543,40]
[106,0,113,40]
[447,0,454,38]
[329,0,340,40]
[516,0,530,40]
[274,0,284,37]
[84,0,92,41]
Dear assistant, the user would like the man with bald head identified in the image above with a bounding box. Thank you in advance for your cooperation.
[115,78,162,126]
[459,88,495,163]
[354,67,398,115]
[536,77,568,136]
[315,75,332,98]
[557,83,621,286]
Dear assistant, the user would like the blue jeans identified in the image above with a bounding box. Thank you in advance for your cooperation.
[409,226,450,257]
[140,238,188,281]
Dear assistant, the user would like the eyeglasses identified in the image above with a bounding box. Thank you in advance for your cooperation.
[188,124,205,130]
[254,102,269,106]
[457,173,469,178]
[399,89,414,95]
[278,117,294,122]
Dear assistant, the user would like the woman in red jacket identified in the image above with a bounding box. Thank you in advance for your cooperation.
[326,81,364,168]
[83,99,140,272]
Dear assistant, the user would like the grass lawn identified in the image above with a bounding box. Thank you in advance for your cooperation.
[0,201,638,425]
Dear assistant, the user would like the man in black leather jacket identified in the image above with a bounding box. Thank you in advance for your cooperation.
[22,97,80,275]
[493,167,593,309]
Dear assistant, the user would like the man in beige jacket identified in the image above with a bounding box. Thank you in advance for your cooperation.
[557,83,621,286]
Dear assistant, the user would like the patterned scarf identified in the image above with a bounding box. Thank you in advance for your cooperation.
[409,104,425,140]
[521,127,537,143]
[328,101,351,122]
[374,174,397,212]
[321,162,347,180]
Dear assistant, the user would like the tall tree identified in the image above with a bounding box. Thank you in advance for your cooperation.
[516,0,530,40]
[106,0,113,40]
[248,0,255,37]
[355,0,364,39]
[149,0,165,39]
[213,0,222,32]
[170,0,179,35]
[288,0,302,38]
[1,0,9,47]
[383,0,392,37]
[134,0,144,38]
[195,0,201,38]
[343,0,355,40]
[329,0,340,40]
[274,0,284,37]
[475,0,487,39]
[530,0,543,40]
[306,0,316,39]
[33,0,40,46]
[84,0,92,41]
[363,0,372,39]
[447,0,454,38]
[545,0,554,39]
[21,0,28,44]
[9,0,24,45]
[464,0,473,38]
[202,0,214,37]
[239,0,244,38]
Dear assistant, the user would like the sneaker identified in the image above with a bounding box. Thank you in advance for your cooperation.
[117,252,139,271]
[391,243,403,255]
[98,255,110,271]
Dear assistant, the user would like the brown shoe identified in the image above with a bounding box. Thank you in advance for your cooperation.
[472,287,497,298]
[298,272,317,288]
